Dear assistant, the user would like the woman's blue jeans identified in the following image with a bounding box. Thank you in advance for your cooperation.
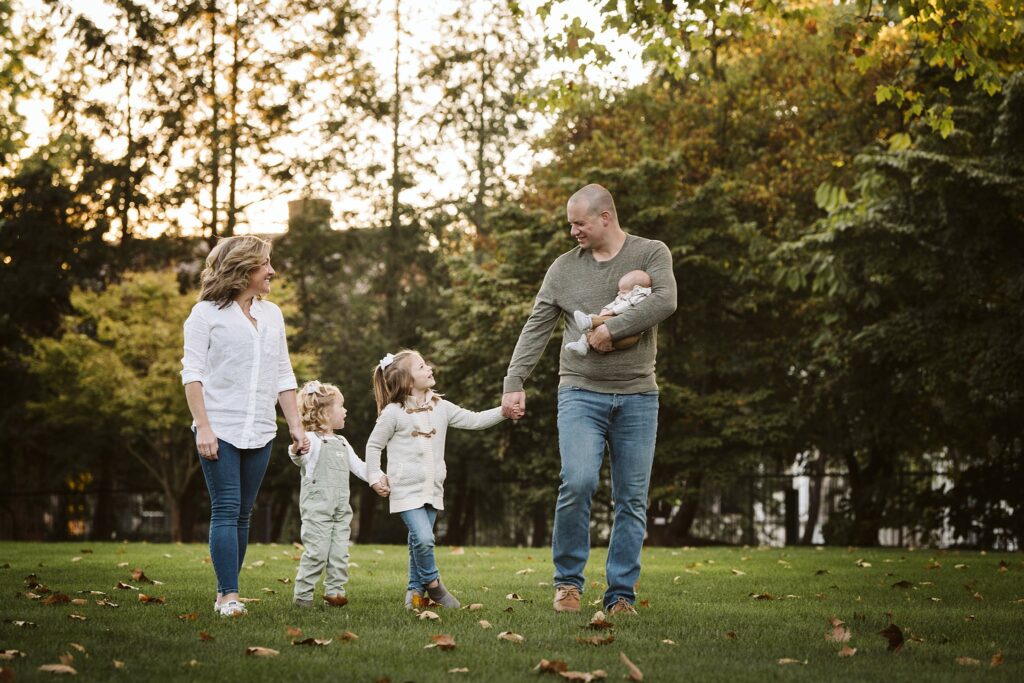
[400,505,439,592]
[553,386,659,609]
[196,436,273,595]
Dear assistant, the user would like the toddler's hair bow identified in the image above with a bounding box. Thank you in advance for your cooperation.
[378,353,396,370]
[302,380,323,395]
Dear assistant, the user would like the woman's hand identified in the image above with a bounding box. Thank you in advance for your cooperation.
[196,426,219,461]
[290,427,310,455]
[371,475,390,497]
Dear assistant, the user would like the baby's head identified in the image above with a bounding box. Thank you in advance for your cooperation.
[618,270,652,293]
[297,380,345,433]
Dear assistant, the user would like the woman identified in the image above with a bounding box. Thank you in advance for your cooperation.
[181,235,309,616]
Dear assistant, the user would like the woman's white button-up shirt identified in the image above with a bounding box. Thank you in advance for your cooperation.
[181,298,297,449]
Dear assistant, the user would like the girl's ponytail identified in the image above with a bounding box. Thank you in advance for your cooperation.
[372,349,418,415]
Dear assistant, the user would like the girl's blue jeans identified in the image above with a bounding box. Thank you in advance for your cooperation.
[400,505,439,592]
[196,436,273,595]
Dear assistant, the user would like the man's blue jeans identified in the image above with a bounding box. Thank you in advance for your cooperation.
[400,505,440,592]
[196,436,273,595]
[553,386,658,609]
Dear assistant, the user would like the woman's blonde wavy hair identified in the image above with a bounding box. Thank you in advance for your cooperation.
[297,381,343,434]
[198,235,272,308]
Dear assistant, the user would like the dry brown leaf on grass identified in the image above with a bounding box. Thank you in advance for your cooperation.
[516,568,536,575]
[465,603,484,611]
[292,638,332,647]
[661,639,676,645]
[956,656,980,666]
[497,631,524,643]
[68,644,86,654]
[70,599,87,606]
[131,568,153,584]
[198,632,214,642]
[750,592,773,601]
[426,635,456,650]
[95,599,118,608]
[724,631,737,640]
[137,594,165,605]
[838,645,857,658]
[620,652,643,681]
[417,610,441,621]
[38,664,77,675]
[276,577,292,584]
[777,658,806,665]
[42,593,70,606]
[855,559,872,568]
[178,612,198,621]
[879,623,905,652]
[112,660,125,669]
[558,670,607,682]
[67,614,87,621]
[533,659,569,674]
[730,568,745,576]
[478,620,492,629]
[286,626,303,638]
[891,580,914,589]
[114,582,138,591]
[412,593,432,609]
[8,620,37,628]
[506,593,527,602]
[448,668,469,673]
[0,651,26,660]
[59,653,74,666]
[991,651,1004,667]
[586,611,613,630]
[245,647,279,657]
[825,616,851,643]
[237,597,260,604]
[450,547,465,555]
[576,635,614,646]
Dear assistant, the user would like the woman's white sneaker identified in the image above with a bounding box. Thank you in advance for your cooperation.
[216,599,247,616]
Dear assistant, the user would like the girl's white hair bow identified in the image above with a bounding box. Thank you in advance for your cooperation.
[378,353,396,370]
[303,380,323,395]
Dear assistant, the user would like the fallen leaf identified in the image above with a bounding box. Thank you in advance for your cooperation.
[730,568,746,576]
[954,564,967,569]
[276,578,292,584]
[116,562,129,568]
[724,631,737,640]
[323,595,348,607]
[114,582,137,591]
[67,614,86,621]
[251,561,265,568]
[991,651,1004,667]
[661,639,676,645]
[286,627,303,638]
[42,593,70,606]
[450,547,465,555]
[926,561,941,570]
[576,635,614,646]
[586,611,613,630]
[972,592,983,602]
[497,631,524,643]
[855,559,872,568]
[38,664,77,675]
[70,599,87,606]
[95,599,118,608]
[515,568,535,575]
[68,644,86,654]
[534,659,569,674]
[236,597,260,604]
[559,672,606,682]
[638,599,650,608]
[955,656,980,666]
[428,635,456,651]
[338,631,359,641]
[418,610,441,621]
[112,660,125,669]
[0,651,26,660]
[137,594,165,605]
[245,647,279,657]
[815,569,830,575]
[448,668,469,673]
[292,638,332,647]
[750,592,773,601]
[838,645,857,658]
[59,653,73,666]
[131,568,153,584]
[261,588,276,594]
[198,632,214,642]
[478,620,492,629]
[466,603,484,611]
[505,593,527,602]
[8,620,37,628]
[891,580,914,589]
[619,652,643,681]
[879,623,905,652]
[178,613,198,621]
[777,658,806,665]
[70,557,82,563]
[825,617,851,643]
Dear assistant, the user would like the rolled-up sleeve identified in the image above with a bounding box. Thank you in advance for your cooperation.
[276,318,298,393]
[181,308,210,385]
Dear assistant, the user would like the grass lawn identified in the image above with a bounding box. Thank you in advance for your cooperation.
[1,542,1022,682]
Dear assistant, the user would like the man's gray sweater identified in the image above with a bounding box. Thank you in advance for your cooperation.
[503,234,677,395]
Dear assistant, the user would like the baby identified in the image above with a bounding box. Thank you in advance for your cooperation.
[565,270,652,356]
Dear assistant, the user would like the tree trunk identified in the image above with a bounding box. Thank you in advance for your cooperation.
[385,0,402,329]
[662,471,703,544]
[91,459,115,540]
[165,485,183,542]
[208,0,221,244]
[357,487,378,542]
[845,451,882,546]
[801,452,827,545]
[225,0,240,237]
[530,501,549,547]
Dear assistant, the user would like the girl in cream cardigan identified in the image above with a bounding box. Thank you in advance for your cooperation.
[365,349,512,610]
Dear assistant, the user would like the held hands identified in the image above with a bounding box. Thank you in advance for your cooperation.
[371,475,390,498]
[196,426,219,461]
[501,391,526,421]
[588,324,615,353]
[289,426,310,456]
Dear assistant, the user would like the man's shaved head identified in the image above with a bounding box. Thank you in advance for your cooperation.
[568,184,617,220]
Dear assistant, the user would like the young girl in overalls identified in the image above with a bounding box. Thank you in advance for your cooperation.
[365,350,507,610]
[289,380,390,608]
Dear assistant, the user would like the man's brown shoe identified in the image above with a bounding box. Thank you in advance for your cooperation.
[553,585,581,613]
[607,597,637,615]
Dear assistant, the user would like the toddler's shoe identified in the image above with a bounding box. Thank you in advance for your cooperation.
[405,589,424,610]
[293,596,313,609]
[564,334,589,356]
[215,599,246,616]
[573,310,593,331]
[426,580,461,609]
[323,594,348,607]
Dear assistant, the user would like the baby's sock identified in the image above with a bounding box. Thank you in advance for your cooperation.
[564,334,589,356]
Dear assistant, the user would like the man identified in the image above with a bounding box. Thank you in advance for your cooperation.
[501,184,676,615]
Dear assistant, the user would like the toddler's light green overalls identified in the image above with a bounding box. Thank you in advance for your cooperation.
[294,435,353,601]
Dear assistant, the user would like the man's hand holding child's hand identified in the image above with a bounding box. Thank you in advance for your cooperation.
[371,475,390,497]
